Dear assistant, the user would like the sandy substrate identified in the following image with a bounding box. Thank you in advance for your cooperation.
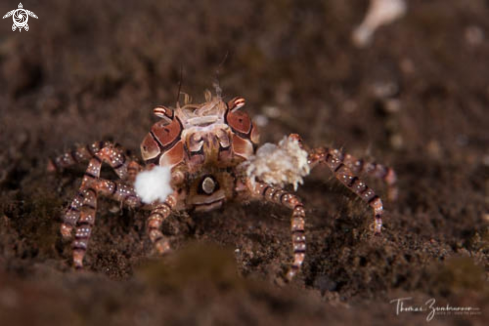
[0,0,488,325]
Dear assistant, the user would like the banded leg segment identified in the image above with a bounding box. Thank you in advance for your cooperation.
[93,179,142,208]
[48,141,142,183]
[60,153,143,268]
[147,194,177,254]
[342,152,398,201]
[72,187,98,268]
[309,148,384,234]
[310,148,398,201]
[70,178,143,268]
[60,158,102,239]
[96,145,142,183]
[65,158,102,268]
[252,182,306,281]
[48,141,110,171]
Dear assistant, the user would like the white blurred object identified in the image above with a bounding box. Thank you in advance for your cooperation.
[263,105,281,118]
[371,81,399,99]
[352,0,407,47]
[134,166,173,204]
[253,114,269,127]
[465,26,484,46]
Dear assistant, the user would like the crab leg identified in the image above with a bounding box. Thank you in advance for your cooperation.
[306,147,397,201]
[48,141,110,171]
[309,147,384,234]
[146,194,177,255]
[69,180,143,268]
[72,187,98,268]
[60,158,102,240]
[93,179,142,208]
[69,180,143,269]
[65,158,101,268]
[251,182,306,281]
[60,143,143,268]
[59,143,142,237]
[48,141,141,182]
[96,145,142,183]
[341,151,397,201]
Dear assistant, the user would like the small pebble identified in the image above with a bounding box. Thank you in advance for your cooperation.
[253,114,269,127]
[390,134,404,150]
[482,155,489,166]
[263,106,281,118]
[465,26,484,46]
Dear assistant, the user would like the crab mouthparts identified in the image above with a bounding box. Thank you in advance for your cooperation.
[187,115,220,126]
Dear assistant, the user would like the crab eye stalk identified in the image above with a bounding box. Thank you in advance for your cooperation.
[153,106,174,122]
[227,97,246,112]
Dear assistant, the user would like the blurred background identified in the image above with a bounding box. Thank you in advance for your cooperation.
[0,0,488,325]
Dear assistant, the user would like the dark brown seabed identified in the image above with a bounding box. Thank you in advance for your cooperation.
[0,0,488,325]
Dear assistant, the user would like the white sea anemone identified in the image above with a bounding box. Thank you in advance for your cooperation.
[134,166,173,204]
[242,135,310,191]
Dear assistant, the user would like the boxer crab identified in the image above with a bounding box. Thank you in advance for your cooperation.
[49,89,397,281]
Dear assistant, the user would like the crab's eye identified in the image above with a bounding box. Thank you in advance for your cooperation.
[198,175,219,195]
[226,110,252,135]
[153,106,174,121]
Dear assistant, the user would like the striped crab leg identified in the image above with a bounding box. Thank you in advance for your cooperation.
[48,141,141,183]
[69,177,143,268]
[59,143,143,268]
[59,143,142,239]
[251,182,306,281]
[48,141,111,171]
[309,147,385,234]
[338,150,397,201]
[64,157,101,268]
[146,194,177,255]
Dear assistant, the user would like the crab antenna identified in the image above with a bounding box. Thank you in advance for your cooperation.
[213,76,222,99]
[213,52,229,99]
[229,97,246,112]
[175,65,184,107]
